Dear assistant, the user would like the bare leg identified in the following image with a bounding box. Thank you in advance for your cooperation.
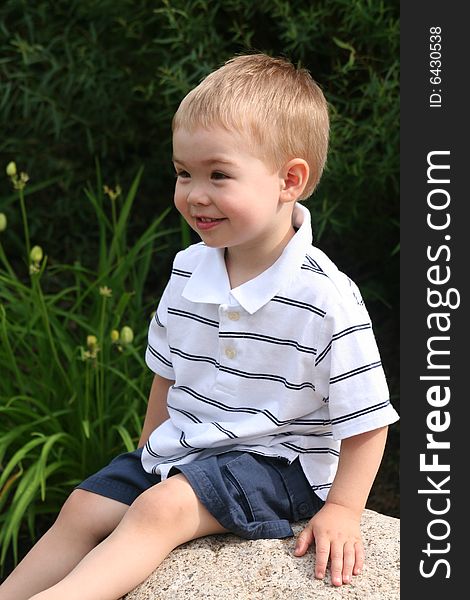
[0,490,128,600]
[30,474,227,600]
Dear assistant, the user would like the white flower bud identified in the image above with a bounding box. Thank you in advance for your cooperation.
[30,245,44,263]
[120,326,134,345]
[86,335,98,349]
[6,162,17,177]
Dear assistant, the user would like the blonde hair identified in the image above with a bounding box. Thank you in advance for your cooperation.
[172,53,329,198]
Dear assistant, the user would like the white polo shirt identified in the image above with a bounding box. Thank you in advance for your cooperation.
[142,203,399,501]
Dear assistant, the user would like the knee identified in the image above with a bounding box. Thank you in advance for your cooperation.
[128,475,193,529]
[57,489,93,523]
[56,489,115,542]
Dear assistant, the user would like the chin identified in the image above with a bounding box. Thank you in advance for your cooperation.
[198,236,225,249]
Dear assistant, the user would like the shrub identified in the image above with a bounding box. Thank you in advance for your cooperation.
[0,0,399,297]
[0,162,176,568]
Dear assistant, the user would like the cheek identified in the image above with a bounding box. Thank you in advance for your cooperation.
[173,188,186,215]
[248,176,281,203]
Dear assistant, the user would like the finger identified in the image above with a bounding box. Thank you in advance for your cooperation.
[329,540,344,587]
[353,541,365,575]
[341,541,355,584]
[314,537,330,580]
[294,527,314,557]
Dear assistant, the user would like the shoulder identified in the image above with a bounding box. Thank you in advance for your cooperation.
[300,245,365,312]
[171,242,207,276]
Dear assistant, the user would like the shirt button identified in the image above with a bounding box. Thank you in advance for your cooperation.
[225,348,237,359]
[298,502,311,516]
[227,311,240,321]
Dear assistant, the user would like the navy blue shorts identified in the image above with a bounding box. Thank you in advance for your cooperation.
[76,448,323,540]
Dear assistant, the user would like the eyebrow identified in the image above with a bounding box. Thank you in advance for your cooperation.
[172,156,235,166]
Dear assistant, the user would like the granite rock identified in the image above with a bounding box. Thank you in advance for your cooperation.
[123,509,399,600]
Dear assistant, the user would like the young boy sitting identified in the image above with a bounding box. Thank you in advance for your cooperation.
[0,53,399,600]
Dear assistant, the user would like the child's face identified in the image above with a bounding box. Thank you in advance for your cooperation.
[172,126,293,256]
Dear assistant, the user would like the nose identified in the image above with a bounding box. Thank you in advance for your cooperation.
[186,184,211,207]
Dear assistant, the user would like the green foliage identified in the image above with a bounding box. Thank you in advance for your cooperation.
[0,0,399,299]
[0,0,400,570]
[0,164,175,569]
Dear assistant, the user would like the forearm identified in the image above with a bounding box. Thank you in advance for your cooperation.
[295,426,389,585]
[138,374,174,448]
[326,426,389,516]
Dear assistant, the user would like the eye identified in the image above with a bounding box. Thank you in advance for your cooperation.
[211,171,229,180]
[175,170,190,179]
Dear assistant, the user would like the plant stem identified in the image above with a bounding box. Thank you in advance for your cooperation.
[0,242,16,278]
[83,364,91,471]
[0,304,26,395]
[110,196,122,264]
[97,294,108,445]
[18,187,31,261]
[32,274,72,394]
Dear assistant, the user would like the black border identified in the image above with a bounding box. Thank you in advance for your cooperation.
[400,2,467,595]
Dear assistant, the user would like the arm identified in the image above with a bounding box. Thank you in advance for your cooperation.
[138,374,174,448]
[294,425,389,586]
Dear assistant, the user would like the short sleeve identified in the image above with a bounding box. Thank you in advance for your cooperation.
[315,281,399,440]
[145,281,175,379]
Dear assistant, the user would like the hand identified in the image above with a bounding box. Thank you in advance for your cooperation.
[293,502,364,586]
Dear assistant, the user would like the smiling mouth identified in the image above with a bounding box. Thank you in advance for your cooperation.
[194,216,226,230]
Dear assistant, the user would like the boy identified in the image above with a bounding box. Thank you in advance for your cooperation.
[0,53,399,600]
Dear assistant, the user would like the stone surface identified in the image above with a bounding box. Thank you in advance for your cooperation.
[122,509,399,600]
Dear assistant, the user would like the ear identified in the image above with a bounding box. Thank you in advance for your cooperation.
[279,159,310,203]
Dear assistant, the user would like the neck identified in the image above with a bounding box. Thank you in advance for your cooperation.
[225,225,295,289]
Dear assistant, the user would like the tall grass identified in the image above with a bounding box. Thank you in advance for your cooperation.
[0,163,175,570]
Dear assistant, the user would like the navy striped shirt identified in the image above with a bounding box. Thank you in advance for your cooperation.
[142,203,399,500]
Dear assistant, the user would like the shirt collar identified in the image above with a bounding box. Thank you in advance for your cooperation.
[182,203,313,314]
